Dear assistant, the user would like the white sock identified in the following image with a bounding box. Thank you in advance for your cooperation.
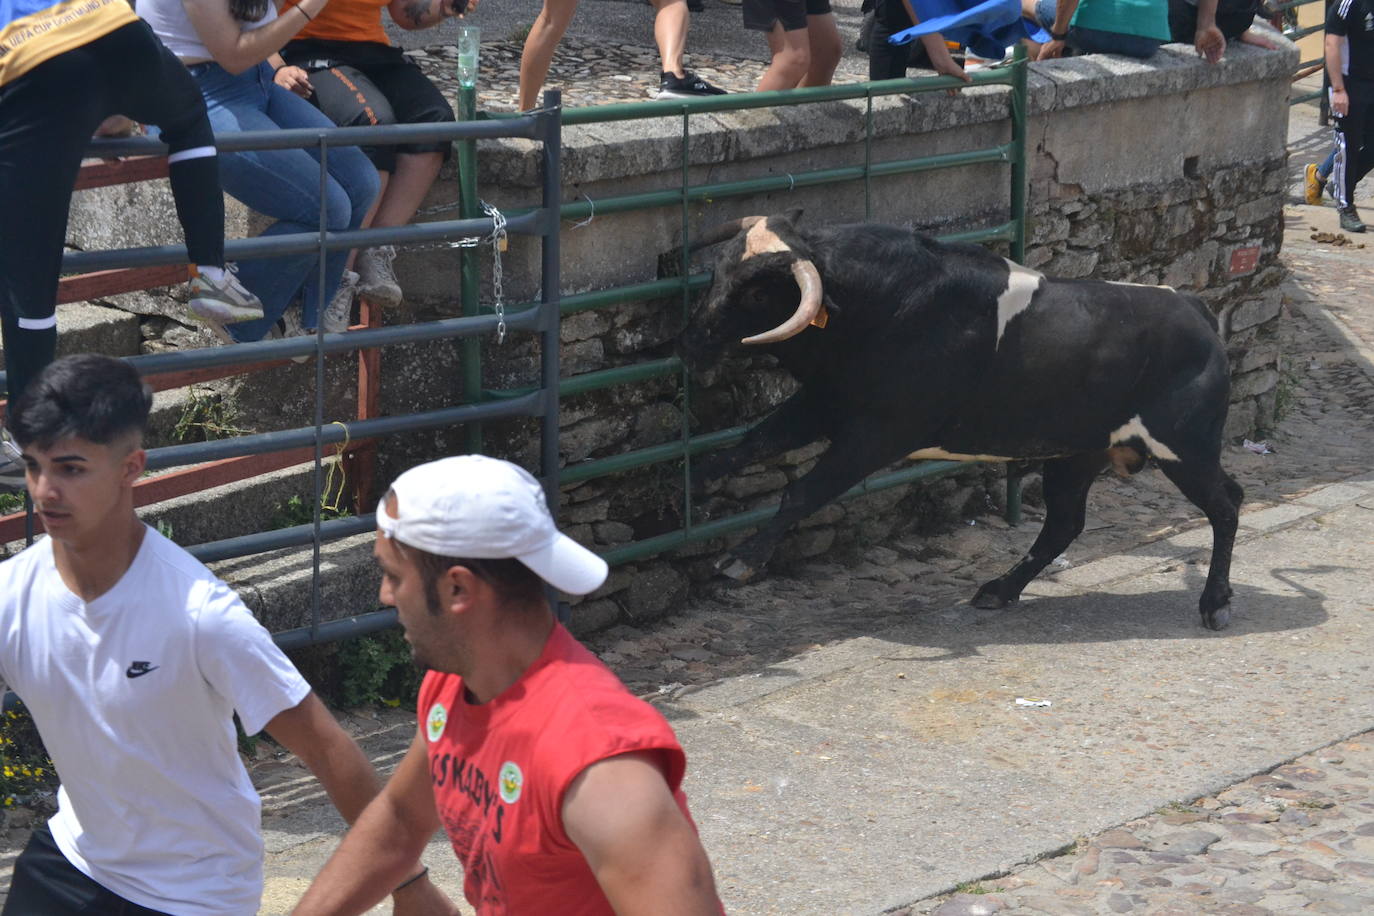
[195,265,227,284]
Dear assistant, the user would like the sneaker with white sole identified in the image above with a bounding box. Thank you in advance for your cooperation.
[355,245,401,308]
[656,70,728,100]
[273,308,314,363]
[189,264,263,323]
[322,270,358,334]
[1,428,26,492]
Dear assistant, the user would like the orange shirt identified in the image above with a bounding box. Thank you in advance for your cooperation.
[282,0,389,46]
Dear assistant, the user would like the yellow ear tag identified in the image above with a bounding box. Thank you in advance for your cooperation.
[809,305,829,329]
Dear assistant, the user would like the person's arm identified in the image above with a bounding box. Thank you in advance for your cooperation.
[269,51,314,97]
[180,0,329,74]
[387,0,469,30]
[563,751,720,916]
[1037,0,1079,60]
[1327,32,1349,117]
[1193,0,1226,63]
[898,0,971,88]
[291,728,458,916]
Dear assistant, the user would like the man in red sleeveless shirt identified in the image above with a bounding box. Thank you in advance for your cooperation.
[293,455,723,915]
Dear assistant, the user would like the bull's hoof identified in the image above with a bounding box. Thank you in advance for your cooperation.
[971,582,1014,610]
[1202,602,1232,631]
[715,556,756,582]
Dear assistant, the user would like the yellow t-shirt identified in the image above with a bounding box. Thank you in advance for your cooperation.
[0,0,138,87]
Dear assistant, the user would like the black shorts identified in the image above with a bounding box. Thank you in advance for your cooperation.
[279,38,455,173]
[1167,0,1261,42]
[743,0,833,32]
[2,824,173,916]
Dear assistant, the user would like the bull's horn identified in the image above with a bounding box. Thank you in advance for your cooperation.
[741,259,824,346]
[688,216,764,252]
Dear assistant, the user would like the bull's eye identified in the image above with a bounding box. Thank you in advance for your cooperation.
[747,287,768,306]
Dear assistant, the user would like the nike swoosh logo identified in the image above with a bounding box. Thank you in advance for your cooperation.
[126,662,160,678]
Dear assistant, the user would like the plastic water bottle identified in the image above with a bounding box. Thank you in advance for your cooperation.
[456,25,479,89]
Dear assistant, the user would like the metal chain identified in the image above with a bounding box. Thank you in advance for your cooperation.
[483,200,507,344]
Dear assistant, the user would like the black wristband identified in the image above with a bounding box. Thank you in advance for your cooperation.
[1050,29,1069,41]
[296,4,313,20]
[394,866,428,894]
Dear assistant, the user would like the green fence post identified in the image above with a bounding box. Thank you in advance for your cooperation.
[458,85,483,453]
[1007,45,1029,524]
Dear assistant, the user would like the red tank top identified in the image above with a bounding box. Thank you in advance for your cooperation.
[419,624,698,914]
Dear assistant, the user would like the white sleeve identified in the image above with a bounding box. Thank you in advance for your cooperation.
[194,584,311,736]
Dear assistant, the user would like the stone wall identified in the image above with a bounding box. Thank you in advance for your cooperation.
[61,39,1297,632]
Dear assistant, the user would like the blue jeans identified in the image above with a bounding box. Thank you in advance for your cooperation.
[1034,0,1163,60]
[191,62,378,341]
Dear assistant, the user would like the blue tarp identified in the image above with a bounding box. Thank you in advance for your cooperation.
[889,0,1050,61]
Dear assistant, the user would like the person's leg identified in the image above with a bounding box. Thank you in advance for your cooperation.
[262,78,379,331]
[801,7,840,86]
[653,0,690,76]
[519,0,581,111]
[868,14,911,80]
[759,19,812,90]
[1319,147,1337,179]
[0,45,106,401]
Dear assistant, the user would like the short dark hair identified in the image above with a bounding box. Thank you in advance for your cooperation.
[402,543,547,613]
[6,354,152,450]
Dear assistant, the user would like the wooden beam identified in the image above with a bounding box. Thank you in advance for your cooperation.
[58,266,187,304]
[74,156,169,191]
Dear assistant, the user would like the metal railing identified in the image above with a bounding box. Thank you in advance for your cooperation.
[1275,0,1329,108]
[0,92,565,681]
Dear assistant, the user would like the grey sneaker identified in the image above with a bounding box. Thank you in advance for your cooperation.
[1340,207,1367,233]
[322,270,358,334]
[188,264,263,323]
[269,308,313,363]
[355,245,401,308]
[0,428,25,492]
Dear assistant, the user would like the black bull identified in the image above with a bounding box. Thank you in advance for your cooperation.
[678,213,1243,630]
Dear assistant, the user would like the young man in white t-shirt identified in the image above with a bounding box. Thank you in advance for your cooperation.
[0,354,458,916]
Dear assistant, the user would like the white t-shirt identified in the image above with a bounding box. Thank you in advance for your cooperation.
[0,527,310,916]
[138,0,278,64]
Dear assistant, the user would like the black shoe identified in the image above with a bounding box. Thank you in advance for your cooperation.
[687,0,703,9]
[1340,206,1367,233]
[656,70,727,99]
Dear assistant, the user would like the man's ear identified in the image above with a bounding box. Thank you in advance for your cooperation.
[122,448,147,488]
[444,565,485,616]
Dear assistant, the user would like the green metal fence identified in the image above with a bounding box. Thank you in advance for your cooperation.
[456,48,1031,569]
[1277,0,1329,108]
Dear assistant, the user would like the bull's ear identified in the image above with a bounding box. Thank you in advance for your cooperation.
[780,208,804,225]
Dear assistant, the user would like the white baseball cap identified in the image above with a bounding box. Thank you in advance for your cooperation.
[378,455,609,596]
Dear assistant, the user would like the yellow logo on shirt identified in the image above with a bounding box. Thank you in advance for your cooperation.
[499,761,523,804]
[426,702,447,743]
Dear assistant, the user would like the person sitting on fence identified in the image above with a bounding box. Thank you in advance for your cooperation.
[520,0,727,106]
[274,0,468,313]
[291,455,724,916]
[863,0,973,82]
[1168,0,1280,63]
[0,353,458,916]
[749,0,844,90]
[139,0,380,344]
[0,0,263,489]
[1023,0,1170,59]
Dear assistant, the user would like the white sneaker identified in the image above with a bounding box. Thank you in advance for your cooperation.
[355,245,401,308]
[188,264,263,323]
[322,270,359,334]
[1,428,26,492]
[269,308,313,363]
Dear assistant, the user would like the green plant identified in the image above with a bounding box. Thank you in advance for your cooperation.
[0,492,23,516]
[172,387,251,443]
[271,494,352,530]
[954,881,991,895]
[1271,357,1301,425]
[154,518,175,541]
[1,703,56,808]
[508,21,532,42]
[335,629,422,709]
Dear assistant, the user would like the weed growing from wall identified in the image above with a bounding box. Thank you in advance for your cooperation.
[0,704,56,809]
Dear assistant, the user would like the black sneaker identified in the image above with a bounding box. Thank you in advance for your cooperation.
[657,71,727,100]
[1340,206,1367,233]
[687,0,703,9]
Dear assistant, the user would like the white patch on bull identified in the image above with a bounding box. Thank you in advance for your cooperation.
[1109,415,1181,462]
[1106,280,1176,292]
[740,219,792,261]
[908,447,1016,462]
[996,260,1044,348]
